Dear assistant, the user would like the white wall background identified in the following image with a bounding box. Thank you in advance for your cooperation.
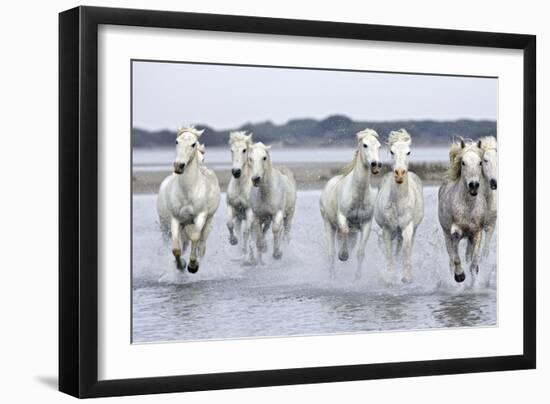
[0,0,546,402]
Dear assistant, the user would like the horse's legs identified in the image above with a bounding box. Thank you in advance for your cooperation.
[401,223,415,283]
[482,223,495,259]
[395,233,403,257]
[465,237,473,262]
[382,227,394,273]
[283,208,295,245]
[336,212,350,261]
[198,215,214,258]
[242,208,255,262]
[272,211,284,260]
[253,217,265,264]
[188,212,207,273]
[449,224,465,282]
[469,230,483,276]
[170,217,185,270]
[322,218,336,279]
[355,221,372,280]
[226,205,238,245]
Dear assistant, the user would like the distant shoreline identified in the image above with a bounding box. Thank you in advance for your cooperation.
[132,162,448,194]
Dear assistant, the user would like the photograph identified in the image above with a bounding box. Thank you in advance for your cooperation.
[131,60,498,343]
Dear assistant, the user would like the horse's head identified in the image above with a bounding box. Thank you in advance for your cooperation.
[249,142,271,187]
[197,143,206,163]
[229,131,253,178]
[357,128,381,174]
[388,129,412,184]
[479,137,498,190]
[459,140,483,196]
[173,127,204,174]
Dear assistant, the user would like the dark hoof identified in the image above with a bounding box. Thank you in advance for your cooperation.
[273,250,282,260]
[452,232,460,241]
[175,258,185,271]
[454,272,466,283]
[188,261,199,274]
[338,250,349,262]
[229,235,238,245]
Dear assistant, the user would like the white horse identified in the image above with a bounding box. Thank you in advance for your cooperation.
[374,129,424,283]
[226,131,255,261]
[198,143,205,163]
[157,127,221,273]
[438,139,486,283]
[319,129,382,279]
[479,136,498,258]
[249,142,297,262]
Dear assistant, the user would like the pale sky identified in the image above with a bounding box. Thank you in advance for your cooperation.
[132,60,497,131]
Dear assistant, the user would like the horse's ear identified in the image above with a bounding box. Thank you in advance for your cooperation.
[196,129,205,138]
[265,144,272,151]
[246,134,252,143]
[477,139,482,149]
[460,139,465,149]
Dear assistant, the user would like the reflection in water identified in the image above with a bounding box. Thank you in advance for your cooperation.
[132,189,497,343]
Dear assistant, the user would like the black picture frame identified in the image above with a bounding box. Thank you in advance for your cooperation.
[59,5,536,398]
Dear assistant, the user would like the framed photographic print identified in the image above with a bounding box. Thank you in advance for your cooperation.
[59,6,536,398]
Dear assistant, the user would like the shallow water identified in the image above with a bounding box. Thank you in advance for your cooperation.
[132,188,497,343]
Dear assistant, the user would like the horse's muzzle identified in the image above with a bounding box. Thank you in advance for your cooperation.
[370,161,381,174]
[232,168,242,178]
[490,178,497,190]
[173,162,185,174]
[252,176,261,187]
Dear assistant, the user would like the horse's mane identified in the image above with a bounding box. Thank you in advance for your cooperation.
[478,136,497,152]
[340,129,379,176]
[447,140,483,181]
[340,150,359,177]
[228,131,252,146]
[177,126,204,137]
[388,128,411,147]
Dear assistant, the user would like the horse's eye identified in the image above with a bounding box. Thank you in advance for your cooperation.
[390,150,394,155]
[363,144,368,148]
[479,161,482,166]
[407,151,411,156]
[191,143,196,148]
[243,149,246,153]
[263,156,267,161]
[176,140,179,145]
[462,161,465,166]
[484,159,488,163]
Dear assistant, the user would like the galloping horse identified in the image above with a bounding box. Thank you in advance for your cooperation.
[319,129,381,280]
[479,136,498,258]
[374,129,424,283]
[438,139,486,282]
[249,143,297,262]
[157,127,220,273]
[226,131,255,262]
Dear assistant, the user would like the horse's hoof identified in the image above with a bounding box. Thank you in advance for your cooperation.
[175,259,185,271]
[187,260,199,274]
[338,250,349,261]
[470,265,479,275]
[273,250,282,260]
[229,236,238,246]
[454,272,466,283]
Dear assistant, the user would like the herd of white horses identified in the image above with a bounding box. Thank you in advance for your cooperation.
[157,126,497,284]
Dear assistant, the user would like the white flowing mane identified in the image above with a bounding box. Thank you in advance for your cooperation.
[340,129,379,176]
[388,128,412,147]
[177,126,204,138]
[478,136,497,152]
[447,140,483,181]
[229,131,252,145]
